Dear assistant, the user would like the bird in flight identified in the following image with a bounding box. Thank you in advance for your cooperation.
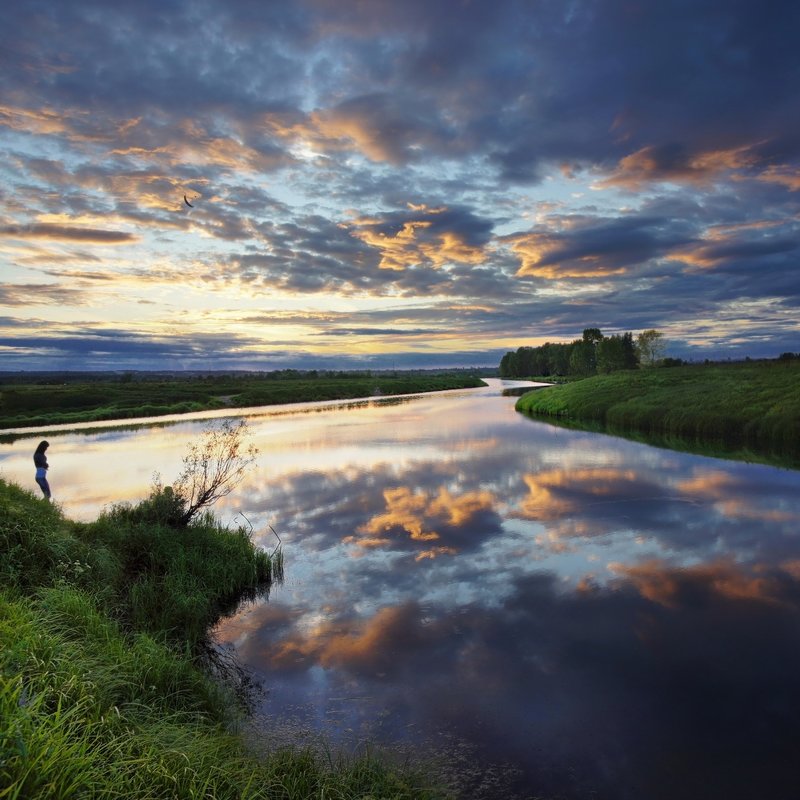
[184,195,194,208]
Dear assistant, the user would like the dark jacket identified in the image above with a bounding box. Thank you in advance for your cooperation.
[34,451,48,470]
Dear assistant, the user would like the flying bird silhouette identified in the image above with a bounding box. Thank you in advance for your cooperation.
[183,195,194,208]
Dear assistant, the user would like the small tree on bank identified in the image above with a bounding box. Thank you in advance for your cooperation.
[167,420,258,526]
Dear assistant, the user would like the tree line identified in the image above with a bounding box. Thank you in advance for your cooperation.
[499,328,667,379]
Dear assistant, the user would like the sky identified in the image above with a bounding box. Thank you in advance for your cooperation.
[1,0,799,372]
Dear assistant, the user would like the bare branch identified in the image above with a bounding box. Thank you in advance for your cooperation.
[171,420,258,526]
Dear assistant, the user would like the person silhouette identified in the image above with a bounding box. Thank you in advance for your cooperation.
[33,440,51,500]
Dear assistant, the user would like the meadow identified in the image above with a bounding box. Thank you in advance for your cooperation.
[0,372,486,430]
[0,479,448,799]
[516,359,800,465]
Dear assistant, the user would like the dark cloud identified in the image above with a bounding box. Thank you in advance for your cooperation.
[0,284,91,306]
[317,327,440,337]
[0,327,270,371]
[6,0,796,176]
[508,214,697,278]
[0,224,137,243]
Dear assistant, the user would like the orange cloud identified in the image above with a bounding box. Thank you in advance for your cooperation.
[758,165,800,191]
[518,468,640,521]
[351,484,495,555]
[358,486,441,541]
[600,143,756,189]
[259,604,427,673]
[308,107,399,163]
[613,559,789,608]
[318,605,413,669]
[678,470,797,522]
[415,546,459,561]
[0,104,71,136]
[261,103,407,164]
[345,206,487,271]
[507,232,628,279]
[0,223,137,244]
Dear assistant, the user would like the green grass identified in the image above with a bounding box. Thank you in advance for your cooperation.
[0,373,485,430]
[515,360,800,466]
[0,479,449,799]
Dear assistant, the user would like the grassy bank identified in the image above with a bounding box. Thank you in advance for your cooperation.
[0,373,486,430]
[0,479,448,798]
[515,360,800,465]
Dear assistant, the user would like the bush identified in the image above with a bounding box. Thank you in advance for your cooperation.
[0,482,88,590]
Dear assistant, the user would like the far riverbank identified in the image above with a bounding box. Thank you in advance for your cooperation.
[515,360,800,468]
[0,372,487,430]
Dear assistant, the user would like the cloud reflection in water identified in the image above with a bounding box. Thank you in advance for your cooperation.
[209,383,800,799]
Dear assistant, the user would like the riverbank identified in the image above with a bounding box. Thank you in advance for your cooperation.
[0,479,448,798]
[0,372,487,430]
[515,360,800,466]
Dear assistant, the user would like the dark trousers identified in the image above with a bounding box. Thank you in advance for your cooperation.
[36,476,51,500]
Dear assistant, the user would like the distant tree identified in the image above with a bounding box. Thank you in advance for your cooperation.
[499,328,647,378]
[569,340,595,376]
[636,329,666,367]
[516,347,535,377]
[597,333,640,373]
[548,343,572,376]
[582,328,603,346]
[620,332,639,369]
[499,350,518,377]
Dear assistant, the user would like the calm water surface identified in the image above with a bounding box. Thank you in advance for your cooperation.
[3,379,800,799]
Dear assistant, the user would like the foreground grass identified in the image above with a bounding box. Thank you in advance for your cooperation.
[516,360,800,466]
[0,479,448,799]
[0,372,486,430]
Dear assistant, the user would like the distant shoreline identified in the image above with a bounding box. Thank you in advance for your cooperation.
[0,373,487,431]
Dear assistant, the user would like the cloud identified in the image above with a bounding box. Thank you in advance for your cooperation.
[343,204,494,271]
[0,224,137,244]
[674,226,800,271]
[0,105,71,136]
[600,143,759,189]
[0,283,91,306]
[349,484,497,558]
[507,214,695,279]
[316,327,440,337]
[615,559,792,608]
[305,93,456,165]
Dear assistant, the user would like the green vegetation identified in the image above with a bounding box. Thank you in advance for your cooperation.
[0,480,448,798]
[499,328,655,379]
[516,359,800,466]
[0,371,486,430]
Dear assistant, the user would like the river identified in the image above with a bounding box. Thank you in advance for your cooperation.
[3,378,800,799]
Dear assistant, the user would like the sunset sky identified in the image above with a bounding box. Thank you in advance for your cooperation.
[2,0,799,371]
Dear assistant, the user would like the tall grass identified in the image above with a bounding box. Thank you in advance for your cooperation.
[516,360,800,465]
[0,480,447,798]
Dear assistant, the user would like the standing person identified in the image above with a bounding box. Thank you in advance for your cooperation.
[33,440,51,500]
